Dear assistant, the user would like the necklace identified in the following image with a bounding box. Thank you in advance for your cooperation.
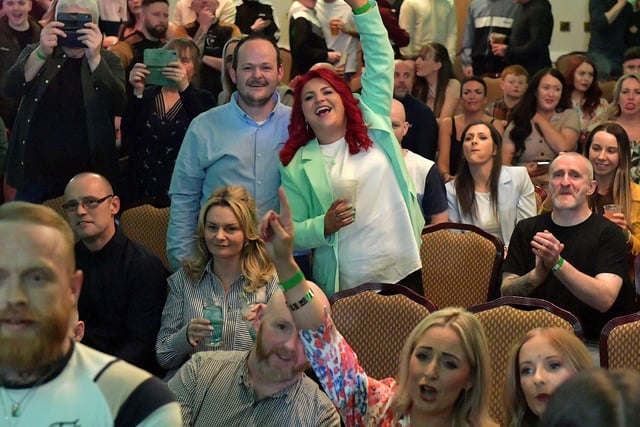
[1,386,39,418]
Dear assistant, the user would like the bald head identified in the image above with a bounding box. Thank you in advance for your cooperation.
[390,99,409,144]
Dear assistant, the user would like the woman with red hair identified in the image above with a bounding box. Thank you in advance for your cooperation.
[279,0,424,297]
[563,56,609,150]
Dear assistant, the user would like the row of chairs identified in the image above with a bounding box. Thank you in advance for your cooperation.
[329,283,640,426]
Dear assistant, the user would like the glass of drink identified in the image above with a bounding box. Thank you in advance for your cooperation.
[603,204,621,219]
[332,179,358,219]
[203,300,223,347]
[490,32,507,44]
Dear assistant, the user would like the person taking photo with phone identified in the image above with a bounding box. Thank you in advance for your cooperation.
[4,0,126,203]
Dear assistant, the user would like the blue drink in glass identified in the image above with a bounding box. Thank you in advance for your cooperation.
[203,303,223,346]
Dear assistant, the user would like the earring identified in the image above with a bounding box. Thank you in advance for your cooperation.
[243,241,249,248]
[305,121,309,131]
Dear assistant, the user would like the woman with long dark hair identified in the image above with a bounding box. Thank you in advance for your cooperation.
[279,0,423,296]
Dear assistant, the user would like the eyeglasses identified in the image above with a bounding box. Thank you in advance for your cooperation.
[62,195,114,212]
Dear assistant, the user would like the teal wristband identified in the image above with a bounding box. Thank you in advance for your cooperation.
[353,1,373,15]
[551,256,564,272]
[288,290,314,311]
[279,270,304,291]
[35,48,48,61]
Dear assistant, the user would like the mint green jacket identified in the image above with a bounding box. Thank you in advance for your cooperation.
[280,5,424,296]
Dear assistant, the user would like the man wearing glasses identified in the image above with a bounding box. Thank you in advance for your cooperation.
[62,172,167,375]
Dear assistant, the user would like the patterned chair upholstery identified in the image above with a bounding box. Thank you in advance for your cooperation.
[329,283,438,380]
[420,222,503,309]
[469,296,583,426]
[42,195,66,218]
[119,204,170,271]
[600,312,640,370]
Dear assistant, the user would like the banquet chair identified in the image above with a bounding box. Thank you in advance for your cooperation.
[329,283,438,380]
[600,312,640,370]
[279,47,292,85]
[469,296,583,426]
[420,222,503,309]
[119,203,170,271]
[42,195,66,218]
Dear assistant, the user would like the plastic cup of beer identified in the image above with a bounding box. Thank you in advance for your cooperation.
[603,204,621,219]
[490,32,507,44]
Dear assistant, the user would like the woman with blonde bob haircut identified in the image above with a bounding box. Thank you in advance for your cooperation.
[156,185,278,379]
[392,307,496,427]
[504,327,594,427]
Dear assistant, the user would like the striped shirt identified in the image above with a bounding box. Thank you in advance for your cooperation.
[168,350,341,427]
[156,260,278,379]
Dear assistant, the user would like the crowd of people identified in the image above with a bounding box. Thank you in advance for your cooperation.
[1,0,640,426]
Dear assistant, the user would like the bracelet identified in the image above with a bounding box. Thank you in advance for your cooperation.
[35,48,48,61]
[624,229,631,242]
[353,1,373,15]
[287,290,314,311]
[279,270,304,291]
[551,256,564,272]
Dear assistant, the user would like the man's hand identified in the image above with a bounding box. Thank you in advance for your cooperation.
[39,20,65,57]
[78,22,103,66]
[251,17,271,32]
[490,41,507,57]
[531,229,565,270]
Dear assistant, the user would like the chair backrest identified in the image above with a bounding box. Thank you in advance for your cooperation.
[469,296,584,426]
[329,283,437,380]
[119,204,170,271]
[42,195,66,218]
[554,51,587,75]
[482,76,503,104]
[600,312,640,370]
[279,47,292,85]
[600,79,616,103]
[420,222,503,309]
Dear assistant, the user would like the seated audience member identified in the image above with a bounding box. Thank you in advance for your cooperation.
[259,188,498,427]
[98,0,126,36]
[63,173,167,374]
[288,0,341,79]
[235,0,279,41]
[438,76,505,182]
[446,121,535,246]
[485,64,528,124]
[391,99,448,224]
[0,0,42,131]
[460,0,519,77]
[218,35,293,106]
[490,0,552,77]
[157,186,279,379]
[0,201,181,425]
[502,68,579,203]
[280,2,424,296]
[564,56,609,149]
[172,0,235,27]
[540,369,640,427]
[375,0,409,58]
[585,123,640,269]
[608,73,640,182]
[588,0,632,81]
[398,0,457,63]
[168,287,340,426]
[501,152,636,342]
[317,0,359,80]
[393,59,439,160]
[504,327,594,427]
[5,0,125,203]
[109,0,170,72]
[622,46,640,74]
[117,0,143,40]
[412,42,460,121]
[182,0,241,100]
[123,38,215,206]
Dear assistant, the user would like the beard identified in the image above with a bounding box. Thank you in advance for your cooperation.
[146,23,167,39]
[0,303,70,373]
[254,324,309,383]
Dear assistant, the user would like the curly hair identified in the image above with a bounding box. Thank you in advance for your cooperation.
[508,68,572,159]
[280,67,372,166]
[182,186,275,292]
[563,56,602,117]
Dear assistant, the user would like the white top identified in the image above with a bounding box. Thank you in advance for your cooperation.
[403,149,435,207]
[475,191,502,242]
[98,0,127,22]
[399,0,458,61]
[315,0,359,73]
[319,139,421,290]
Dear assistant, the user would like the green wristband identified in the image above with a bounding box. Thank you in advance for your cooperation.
[35,48,48,61]
[279,270,305,291]
[551,256,564,272]
[353,1,373,15]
